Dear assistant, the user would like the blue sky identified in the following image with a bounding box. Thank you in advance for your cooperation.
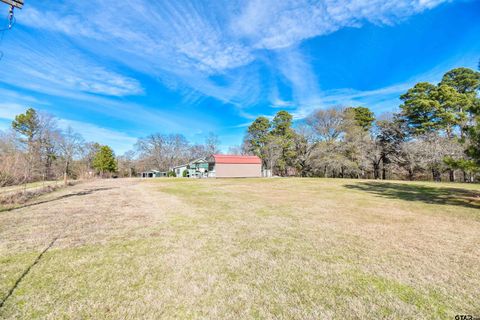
[0,0,479,154]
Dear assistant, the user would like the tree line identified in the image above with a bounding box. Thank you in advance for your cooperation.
[244,67,480,182]
[0,108,222,186]
[0,108,117,186]
[1,66,479,185]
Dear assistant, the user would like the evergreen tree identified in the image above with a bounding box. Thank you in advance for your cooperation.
[467,99,480,167]
[246,111,297,176]
[271,111,297,175]
[399,82,442,135]
[93,145,117,176]
[11,108,40,146]
[346,107,375,131]
[440,67,480,94]
[246,116,271,163]
[440,67,480,171]
[430,84,471,138]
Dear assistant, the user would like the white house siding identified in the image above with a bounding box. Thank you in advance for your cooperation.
[174,166,187,177]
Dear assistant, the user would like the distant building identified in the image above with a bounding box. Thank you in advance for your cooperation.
[169,155,263,178]
[186,158,209,178]
[139,170,167,178]
[207,154,262,178]
[171,158,209,178]
[172,164,188,177]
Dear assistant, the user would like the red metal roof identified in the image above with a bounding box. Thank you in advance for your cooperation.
[212,154,262,164]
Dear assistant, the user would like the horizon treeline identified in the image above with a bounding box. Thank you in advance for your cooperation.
[0,108,119,186]
[1,66,479,185]
[0,108,223,185]
[244,67,480,181]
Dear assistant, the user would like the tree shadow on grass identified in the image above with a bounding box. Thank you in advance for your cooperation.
[344,182,480,210]
[0,187,115,213]
[0,237,58,309]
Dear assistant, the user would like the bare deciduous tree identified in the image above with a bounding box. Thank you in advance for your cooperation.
[58,127,84,185]
[306,107,345,142]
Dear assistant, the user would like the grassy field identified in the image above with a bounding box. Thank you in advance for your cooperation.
[0,178,479,319]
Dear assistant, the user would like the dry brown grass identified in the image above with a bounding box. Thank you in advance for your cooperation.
[0,178,479,319]
[0,181,79,211]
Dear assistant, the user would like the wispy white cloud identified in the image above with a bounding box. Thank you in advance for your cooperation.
[13,0,451,108]
[270,99,296,109]
[0,103,30,120]
[22,0,450,66]
[0,88,46,105]
[57,119,137,154]
[274,47,321,108]
[0,86,213,142]
[232,0,452,49]
[291,57,469,119]
[0,32,143,97]
[292,83,409,119]
[1,0,465,151]
[227,121,255,129]
[0,102,137,154]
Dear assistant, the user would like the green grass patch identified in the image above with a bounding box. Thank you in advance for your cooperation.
[349,270,450,319]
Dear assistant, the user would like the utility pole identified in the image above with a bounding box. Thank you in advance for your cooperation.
[0,1,23,9]
[0,0,23,30]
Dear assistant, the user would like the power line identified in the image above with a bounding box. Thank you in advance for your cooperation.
[0,1,21,61]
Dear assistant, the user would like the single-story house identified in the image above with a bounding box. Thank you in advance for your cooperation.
[139,170,167,178]
[172,164,188,177]
[207,154,262,178]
